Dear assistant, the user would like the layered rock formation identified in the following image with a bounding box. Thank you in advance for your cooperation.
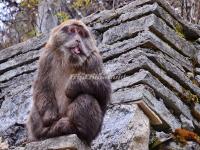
[0,0,200,149]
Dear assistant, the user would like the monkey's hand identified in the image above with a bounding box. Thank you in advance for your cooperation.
[65,78,83,100]
[66,73,111,112]
[65,86,80,100]
[54,117,73,134]
[42,109,58,126]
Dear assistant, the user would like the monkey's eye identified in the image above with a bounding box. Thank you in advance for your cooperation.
[78,30,88,38]
[78,30,84,36]
[68,28,76,33]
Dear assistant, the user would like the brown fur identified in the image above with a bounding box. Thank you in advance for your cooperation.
[26,19,111,145]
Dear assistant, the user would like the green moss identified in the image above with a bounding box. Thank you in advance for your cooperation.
[20,0,39,8]
[56,12,70,23]
[175,23,185,39]
[27,29,37,37]
[182,89,199,104]
[149,138,162,150]
[72,0,91,9]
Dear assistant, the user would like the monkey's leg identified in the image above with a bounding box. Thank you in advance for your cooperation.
[28,95,103,142]
[67,94,103,144]
[41,117,75,138]
[28,112,75,140]
[34,94,103,141]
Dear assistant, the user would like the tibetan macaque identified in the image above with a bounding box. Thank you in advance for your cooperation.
[26,19,111,145]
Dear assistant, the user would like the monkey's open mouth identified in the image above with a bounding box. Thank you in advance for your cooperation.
[70,46,82,55]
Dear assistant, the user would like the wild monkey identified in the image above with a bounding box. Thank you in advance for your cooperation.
[26,19,111,145]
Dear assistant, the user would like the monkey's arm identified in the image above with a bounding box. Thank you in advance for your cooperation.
[33,52,58,126]
[33,81,58,126]
[66,76,111,111]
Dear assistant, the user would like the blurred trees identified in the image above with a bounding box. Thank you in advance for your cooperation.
[0,0,39,49]
[36,0,133,33]
[0,0,200,50]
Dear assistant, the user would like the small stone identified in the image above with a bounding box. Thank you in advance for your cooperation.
[0,137,9,150]
[180,115,194,130]
[195,68,200,74]
[155,131,172,142]
[187,72,194,80]
[164,141,200,150]
[197,51,200,65]
[195,75,200,84]
[192,103,200,121]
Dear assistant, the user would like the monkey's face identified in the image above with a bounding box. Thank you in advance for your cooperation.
[49,20,97,67]
[60,24,91,66]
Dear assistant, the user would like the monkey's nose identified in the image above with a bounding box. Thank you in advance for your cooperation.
[76,39,80,43]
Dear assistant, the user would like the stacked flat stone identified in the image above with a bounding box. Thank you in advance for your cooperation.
[0,0,200,149]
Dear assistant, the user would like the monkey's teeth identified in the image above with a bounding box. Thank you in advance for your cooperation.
[73,47,80,54]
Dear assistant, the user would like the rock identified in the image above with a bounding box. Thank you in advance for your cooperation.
[154,0,200,40]
[0,34,47,63]
[102,13,196,57]
[101,31,193,71]
[92,104,150,150]
[187,72,195,80]
[105,49,185,95]
[0,50,39,75]
[164,141,200,150]
[0,123,27,146]
[155,131,172,142]
[112,70,193,120]
[0,88,32,133]
[153,54,200,96]
[21,135,90,150]
[180,115,194,130]
[112,85,181,130]
[197,51,200,65]
[195,68,200,74]
[13,147,25,150]
[0,61,37,83]
[37,0,60,33]
[197,38,200,43]
[0,137,9,150]
[195,75,200,85]
[192,103,200,121]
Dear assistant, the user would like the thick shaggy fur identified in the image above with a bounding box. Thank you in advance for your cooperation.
[26,20,111,145]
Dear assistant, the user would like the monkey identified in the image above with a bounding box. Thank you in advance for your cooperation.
[26,19,111,145]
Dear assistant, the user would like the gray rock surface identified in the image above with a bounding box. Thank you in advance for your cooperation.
[164,141,200,150]
[92,104,150,150]
[0,0,200,149]
[112,85,181,130]
[192,103,200,121]
[20,134,90,150]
